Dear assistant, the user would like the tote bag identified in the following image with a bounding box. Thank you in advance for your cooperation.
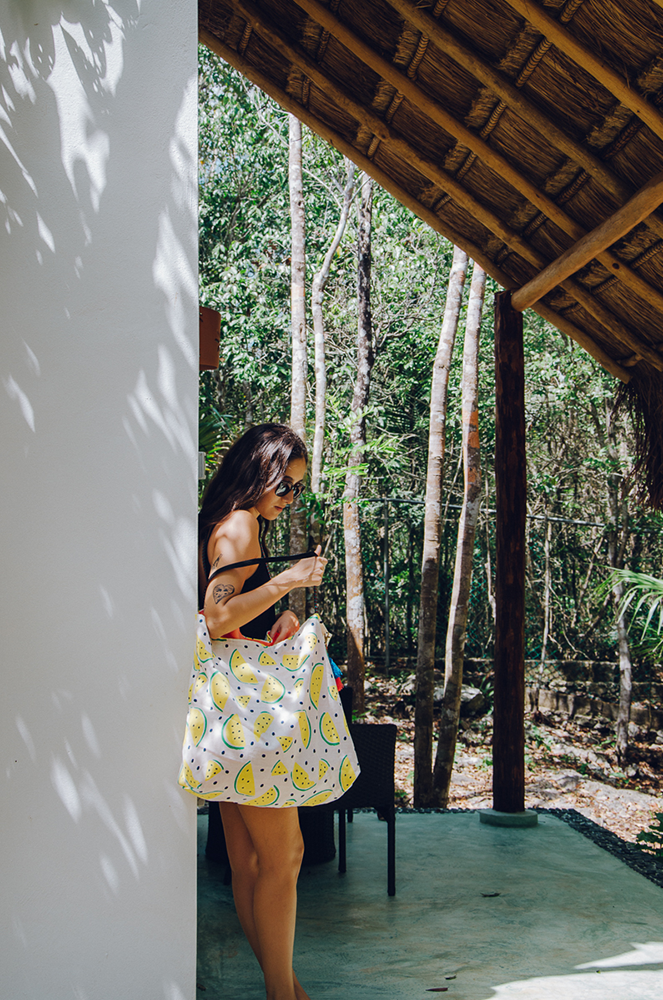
[179,613,360,807]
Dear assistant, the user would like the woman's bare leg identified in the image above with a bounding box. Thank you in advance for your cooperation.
[220,803,310,1000]
[219,803,262,960]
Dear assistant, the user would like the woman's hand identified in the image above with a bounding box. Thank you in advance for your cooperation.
[280,545,327,589]
[268,610,301,643]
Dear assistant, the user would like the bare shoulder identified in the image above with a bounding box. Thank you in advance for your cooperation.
[208,510,260,573]
[223,509,259,541]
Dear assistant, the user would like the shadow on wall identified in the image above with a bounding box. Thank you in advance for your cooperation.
[1,2,197,477]
[1,3,197,998]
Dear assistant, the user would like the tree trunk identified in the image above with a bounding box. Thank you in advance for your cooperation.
[311,158,355,496]
[243,381,253,429]
[541,511,552,667]
[343,172,374,715]
[614,577,632,762]
[288,114,307,620]
[605,400,633,763]
[433,263,486,806]
[413,246,469,807]
[407,522,415,661]
[485,512,496,625]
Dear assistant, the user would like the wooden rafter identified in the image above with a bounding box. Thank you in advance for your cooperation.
[291,0,564,224]
[230,0,551,257]
[199,24,632,382]
[385,0,663,228]
[225,0,663,370]
[503,0,663,144]
[513,171,663,311]
[290,0,663,320]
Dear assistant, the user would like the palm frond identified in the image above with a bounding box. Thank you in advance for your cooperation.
[606,568,663,657]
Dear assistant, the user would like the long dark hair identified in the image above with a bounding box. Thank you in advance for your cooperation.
[198,423,307,599]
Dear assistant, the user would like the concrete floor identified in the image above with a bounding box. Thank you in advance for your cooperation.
[197,810,663,1000]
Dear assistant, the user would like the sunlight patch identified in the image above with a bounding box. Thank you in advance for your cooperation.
[490,969,663,998]
[4,376,35,431]
[577,942,663,968]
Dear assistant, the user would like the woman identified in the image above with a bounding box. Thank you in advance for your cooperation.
[198,423,327,1000]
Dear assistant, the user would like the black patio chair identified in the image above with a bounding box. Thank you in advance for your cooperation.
[333,722,397,896]
[207,692,398,895]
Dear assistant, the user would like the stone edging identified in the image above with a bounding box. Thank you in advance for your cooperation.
[542,807,663,889]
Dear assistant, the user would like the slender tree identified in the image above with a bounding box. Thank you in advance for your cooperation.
[605,404,633,762]
[414,245,469,807]
[199,54,663,682]
[588,396,634,760]
[433,262,486,805]
[343,172,374,714]
[311,159,355,495]
[288,113,308,619]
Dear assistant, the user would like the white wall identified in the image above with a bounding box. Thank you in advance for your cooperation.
[0,3,198,998]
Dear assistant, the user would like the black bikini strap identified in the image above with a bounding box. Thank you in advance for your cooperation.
[207,550,317,584]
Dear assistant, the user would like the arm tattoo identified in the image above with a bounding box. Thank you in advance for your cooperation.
[213,583,235,604]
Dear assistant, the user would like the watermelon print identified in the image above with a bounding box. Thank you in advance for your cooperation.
[179,614,360,806]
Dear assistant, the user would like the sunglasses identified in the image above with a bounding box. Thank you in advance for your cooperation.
[274,480,305,500]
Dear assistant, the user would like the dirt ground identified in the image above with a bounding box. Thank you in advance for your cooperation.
[362,670,663,845]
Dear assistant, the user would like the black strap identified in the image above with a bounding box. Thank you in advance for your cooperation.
[207,550,317,584]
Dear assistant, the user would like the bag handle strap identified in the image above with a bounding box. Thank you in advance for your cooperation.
[207,549,317,585]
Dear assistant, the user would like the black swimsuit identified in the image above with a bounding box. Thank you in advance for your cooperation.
[238,557,278,640]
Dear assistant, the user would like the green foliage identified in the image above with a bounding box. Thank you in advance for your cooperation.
[608,568,663,658]
[198,48,663,674]
[198,372,231,496]
[199,48,292,428]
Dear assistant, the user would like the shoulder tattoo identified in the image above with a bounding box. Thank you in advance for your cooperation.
[212,583,235,604]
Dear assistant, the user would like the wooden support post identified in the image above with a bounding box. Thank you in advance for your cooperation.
[493,291,526,814]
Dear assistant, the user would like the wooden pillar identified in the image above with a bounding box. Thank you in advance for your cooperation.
[493,291,526,813]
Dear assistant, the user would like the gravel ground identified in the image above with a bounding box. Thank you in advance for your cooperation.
[361,671,663,849]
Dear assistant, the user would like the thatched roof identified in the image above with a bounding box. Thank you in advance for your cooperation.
[199,0,663,505]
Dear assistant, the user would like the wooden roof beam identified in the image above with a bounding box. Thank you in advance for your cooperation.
[385,0,663,240]
[230,0,549,262]
[293,0,573,228]
[503,0,663,145]
[513,171,663,311]
[199,27,509,284]
[293,0,663,319]
[199,25,631,383]
[224,0,663,370]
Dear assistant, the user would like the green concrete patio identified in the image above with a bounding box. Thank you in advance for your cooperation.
[196,810,663,1000]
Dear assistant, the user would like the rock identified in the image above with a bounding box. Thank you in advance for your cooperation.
[432,684,486,717]
[460,685,487,717]
[392,699,409,719]
[556,770,583,790]
[631,702,652,728]
[398,673,417,696]
[402,676,487,716]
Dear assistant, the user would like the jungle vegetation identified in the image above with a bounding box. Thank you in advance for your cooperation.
[198,48,663,787]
